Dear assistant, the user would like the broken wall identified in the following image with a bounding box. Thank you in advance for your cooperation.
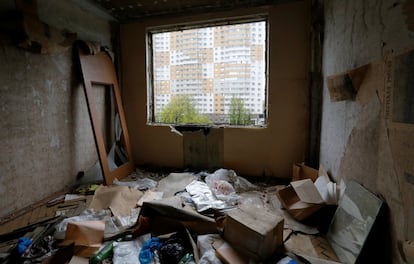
[0,0,113,218]
[120,0,310,177]
[320,0,414,262]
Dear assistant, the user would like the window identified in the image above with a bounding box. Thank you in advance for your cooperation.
[147,19,267,126]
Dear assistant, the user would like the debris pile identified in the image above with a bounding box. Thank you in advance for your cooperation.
[0,166,384,264]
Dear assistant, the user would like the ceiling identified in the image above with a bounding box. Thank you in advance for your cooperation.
[91,0,287,22]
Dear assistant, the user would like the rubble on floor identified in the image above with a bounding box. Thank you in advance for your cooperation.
[0,166,384,264]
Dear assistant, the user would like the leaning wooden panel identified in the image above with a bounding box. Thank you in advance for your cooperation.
[77,44,135,185]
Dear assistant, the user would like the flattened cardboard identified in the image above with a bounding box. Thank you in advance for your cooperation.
[156,172,196,198]
[137,190,163,206]
[141,196,217,235]
[62,221,104,247]
[223,206,284,261]
[89,185,142,217]
[284,233,340,263]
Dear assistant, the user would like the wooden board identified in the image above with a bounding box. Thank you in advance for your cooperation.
[77,42,135,184]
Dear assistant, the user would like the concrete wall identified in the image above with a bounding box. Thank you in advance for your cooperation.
[320,0,414,262]
[0,0,112,218]
[120,0,310,178]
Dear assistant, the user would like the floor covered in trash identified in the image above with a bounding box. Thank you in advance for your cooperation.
[0,168,348,264]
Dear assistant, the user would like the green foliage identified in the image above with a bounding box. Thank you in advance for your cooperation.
[229,97,251,125]
[157,95,211,124]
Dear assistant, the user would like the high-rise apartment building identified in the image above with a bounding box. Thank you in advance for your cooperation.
[151,21,266,124]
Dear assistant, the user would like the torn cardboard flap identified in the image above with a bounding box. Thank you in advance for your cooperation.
[292,164,343,205]
[278,163,344,220]
[89,185,143,217]
[291,179,324,204]
[279,163,326,221]
[137,190,163,206]
[326,64,369,102]
[293,163,319,182]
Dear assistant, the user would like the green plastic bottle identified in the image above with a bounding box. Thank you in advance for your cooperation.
[89,241,114,264]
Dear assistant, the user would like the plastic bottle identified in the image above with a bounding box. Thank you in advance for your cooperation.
[178,253,195,264]
[89,241,114,264]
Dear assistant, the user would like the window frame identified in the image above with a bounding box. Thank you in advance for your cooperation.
[146,15,269,128]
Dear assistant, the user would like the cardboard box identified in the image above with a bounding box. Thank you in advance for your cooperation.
[292,163,319,182]
[213,240,247,264]
[223,206,284,261]
[277,179,325,221]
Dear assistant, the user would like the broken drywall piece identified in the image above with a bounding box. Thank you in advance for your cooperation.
[326,64,369,101]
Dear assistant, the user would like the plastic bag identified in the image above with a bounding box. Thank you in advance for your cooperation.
[113,177,158,190]
[197,234,223,264]
[113,241,139,264]
[208,169,258,192]
[139,237,162,264]
[185,180,228,212]
[54,209,117,239]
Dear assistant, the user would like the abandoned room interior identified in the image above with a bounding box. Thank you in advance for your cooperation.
[1,0,414,263]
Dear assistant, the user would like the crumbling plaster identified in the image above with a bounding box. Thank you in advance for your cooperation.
[321,0,414,176]
[0,0,112,218]
[320,0,414,262]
